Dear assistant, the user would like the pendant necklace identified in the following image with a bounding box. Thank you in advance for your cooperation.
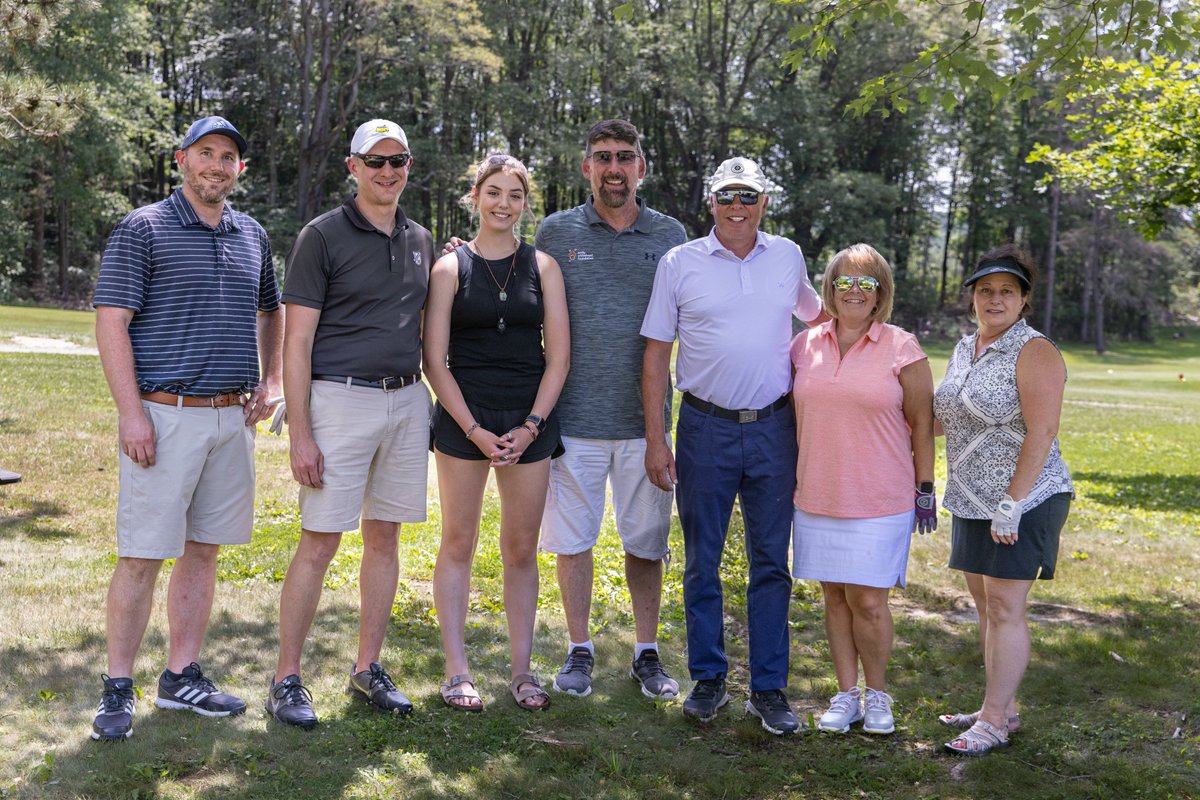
[471,239,519,334]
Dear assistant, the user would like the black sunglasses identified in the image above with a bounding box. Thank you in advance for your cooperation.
[589,150,640,165]
[354,152,412,169]
[714,190,761,206]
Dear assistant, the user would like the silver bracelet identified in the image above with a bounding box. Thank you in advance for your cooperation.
[464,422,480,439]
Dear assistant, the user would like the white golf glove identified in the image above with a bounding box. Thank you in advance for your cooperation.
[990,494,1024,538]
[269,402,287,436]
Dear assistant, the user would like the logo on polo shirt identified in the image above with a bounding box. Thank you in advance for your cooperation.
[568,249,594,262]
[644,252,657,261]
[413,251,422,266]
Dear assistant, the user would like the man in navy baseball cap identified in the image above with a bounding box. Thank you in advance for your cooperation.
[180,116,248,157]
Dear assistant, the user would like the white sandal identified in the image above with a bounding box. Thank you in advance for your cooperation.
[944,719,1010,756]
[938,710,1021,733]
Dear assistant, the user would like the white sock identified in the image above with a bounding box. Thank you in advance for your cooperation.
[634,642,658,659]
[568,639,594,656]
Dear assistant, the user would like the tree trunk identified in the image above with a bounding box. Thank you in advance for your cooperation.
[939,142,960,308]
[1079,203,1101,341]
[29,157,46,290]
[1041,118,1063,336]
[58,193,70,299]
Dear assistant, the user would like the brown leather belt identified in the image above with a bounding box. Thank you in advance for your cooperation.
[140,391,246,408]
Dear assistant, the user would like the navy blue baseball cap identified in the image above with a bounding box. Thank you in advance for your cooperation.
[180,116,248,157]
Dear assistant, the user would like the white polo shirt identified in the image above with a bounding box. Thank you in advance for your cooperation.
[641,228,822,410]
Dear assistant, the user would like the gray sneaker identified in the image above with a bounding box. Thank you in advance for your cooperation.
[552,647,594,697]
[630,650,680,700]
[347,662,413,714]
[265,674,317,729]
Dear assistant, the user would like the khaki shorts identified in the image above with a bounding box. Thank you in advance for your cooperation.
[116,402,255,559]
[299,379,431,533]
[540,436,674,560]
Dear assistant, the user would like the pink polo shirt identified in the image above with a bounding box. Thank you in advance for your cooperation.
[790,321,927,518]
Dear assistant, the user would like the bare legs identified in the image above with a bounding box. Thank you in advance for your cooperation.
[274,520,400,683]
[964,572,1030,728]
[432,452,550,704]
[821,582,893,691]
[107,541,222,678]
[557,550,663,645]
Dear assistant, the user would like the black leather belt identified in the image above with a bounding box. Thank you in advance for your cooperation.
[312,373,421,391]
[682,391,790,423]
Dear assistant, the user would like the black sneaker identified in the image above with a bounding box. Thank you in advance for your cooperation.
[630,650,680,700]
[746,689,800,735]
[552,647,595,697]
[266,674,318,729]
[154,663,247,717]
[682,678,728,723]
[92,674,135,741]
[347,663,413,714]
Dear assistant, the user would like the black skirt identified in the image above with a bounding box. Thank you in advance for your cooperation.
[948,493,1071,580]
[430,401,564,463]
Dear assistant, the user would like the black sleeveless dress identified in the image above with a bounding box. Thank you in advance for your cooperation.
[430,242,563,461]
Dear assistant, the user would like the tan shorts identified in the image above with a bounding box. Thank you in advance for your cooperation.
[116,402,255,559]
[299,379,431,533]
[540,436,674,560]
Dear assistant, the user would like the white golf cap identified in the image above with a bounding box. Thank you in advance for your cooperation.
[350,119,408,154]
[709,156,768,193]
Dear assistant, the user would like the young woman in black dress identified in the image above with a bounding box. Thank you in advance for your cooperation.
[424,154,569,711]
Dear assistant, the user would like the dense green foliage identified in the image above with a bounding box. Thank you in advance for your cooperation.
[1,0,1198,344]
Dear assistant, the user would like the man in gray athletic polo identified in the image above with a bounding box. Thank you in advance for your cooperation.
[535,119,688,700]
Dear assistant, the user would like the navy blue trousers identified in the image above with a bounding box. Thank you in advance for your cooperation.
[675,401,796,691]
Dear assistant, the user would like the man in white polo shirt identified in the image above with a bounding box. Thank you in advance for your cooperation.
[641,156,826,735]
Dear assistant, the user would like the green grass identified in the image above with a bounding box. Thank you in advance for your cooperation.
[1,306,1198,799]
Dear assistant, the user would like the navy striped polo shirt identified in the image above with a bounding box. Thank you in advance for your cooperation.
[93,188,281,395]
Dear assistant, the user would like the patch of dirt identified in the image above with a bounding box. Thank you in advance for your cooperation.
[0,335,97,355]
[893,593,1114,627]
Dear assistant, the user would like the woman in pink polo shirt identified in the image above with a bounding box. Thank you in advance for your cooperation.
[790,243,936,736]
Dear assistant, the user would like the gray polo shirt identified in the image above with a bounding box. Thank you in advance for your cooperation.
[283,195,433,378]
[535,197,687,439]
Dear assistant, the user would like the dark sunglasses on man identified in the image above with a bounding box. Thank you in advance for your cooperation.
[713,190,761,206]
[590,150,639,165]
[354,152,412,169]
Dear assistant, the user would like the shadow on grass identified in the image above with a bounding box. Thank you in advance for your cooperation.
[12,572,1200,799]
[0,498,76,540]
[1072,471,1200,513]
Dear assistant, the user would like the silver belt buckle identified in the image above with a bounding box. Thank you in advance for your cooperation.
[738,409,758,424]
[380,376,399,391]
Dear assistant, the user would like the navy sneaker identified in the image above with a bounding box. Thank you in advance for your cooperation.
[746,689,800,735]
[154,663,247,717]
[347,663,413,714]
[266,674,318,729]
[682,678,728,723]
[630,650,680,700]
[92,674,135,741]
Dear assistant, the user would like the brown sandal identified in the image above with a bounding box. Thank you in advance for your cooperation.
[440,674,483,712]
[510,673,550,711]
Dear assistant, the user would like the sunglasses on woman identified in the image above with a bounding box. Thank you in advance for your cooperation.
[832,275,880,293]
[713,190,761,206]
[354,152,413,169]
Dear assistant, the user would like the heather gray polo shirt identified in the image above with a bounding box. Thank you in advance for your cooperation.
[535,197,687,439]
[283,195,433,378]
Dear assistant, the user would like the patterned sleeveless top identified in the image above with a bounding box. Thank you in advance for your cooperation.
[933,319,1073,519]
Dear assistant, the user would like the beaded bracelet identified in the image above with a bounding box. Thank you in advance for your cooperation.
[464,422,480,439]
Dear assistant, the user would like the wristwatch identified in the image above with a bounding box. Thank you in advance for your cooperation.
[525,414,547,434]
